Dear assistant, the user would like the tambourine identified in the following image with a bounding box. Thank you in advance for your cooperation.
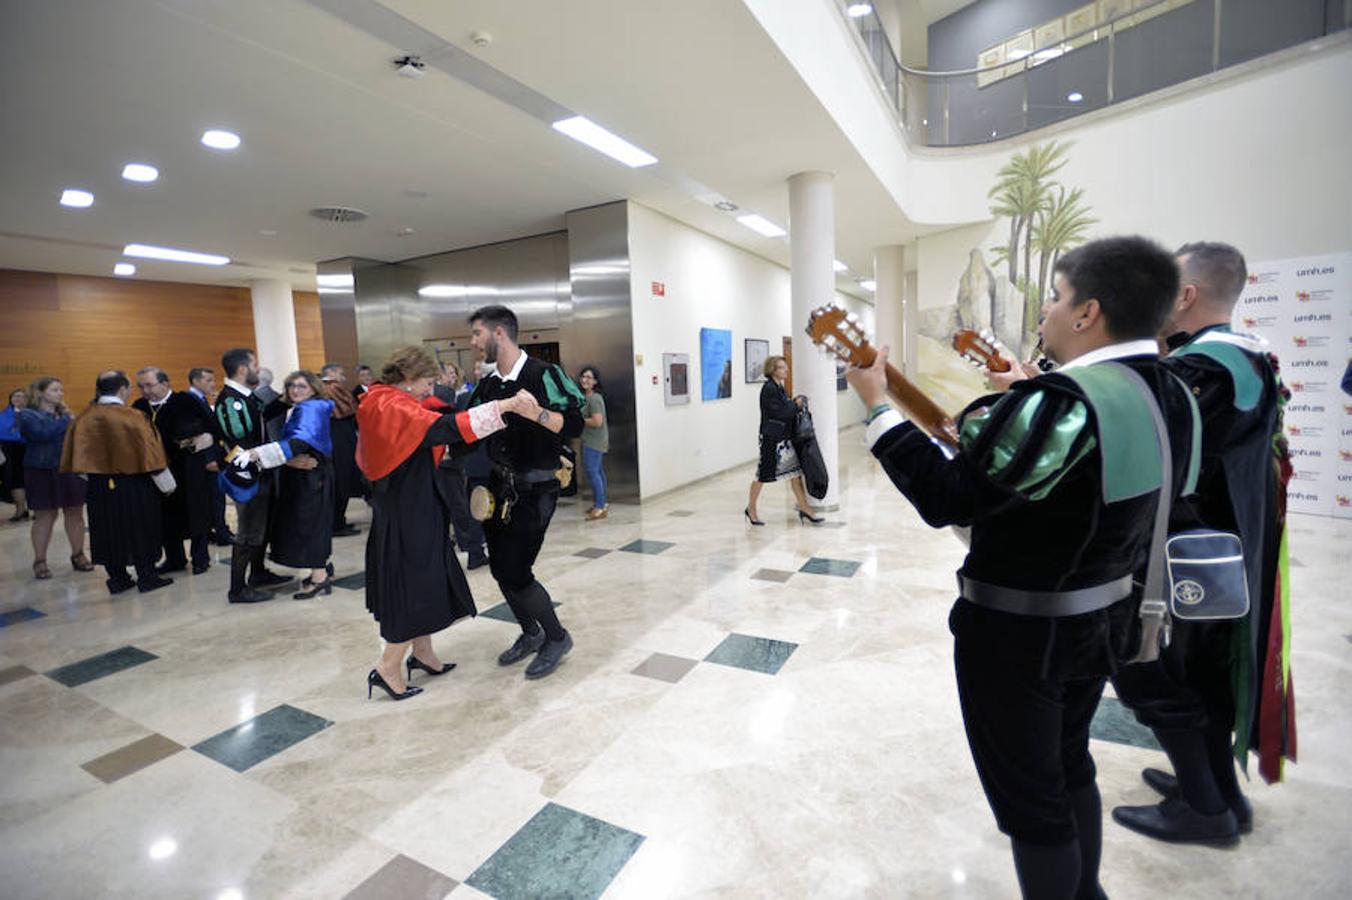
[470,485,496,522]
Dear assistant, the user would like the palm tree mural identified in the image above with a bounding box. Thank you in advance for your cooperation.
[985,140,1093,352]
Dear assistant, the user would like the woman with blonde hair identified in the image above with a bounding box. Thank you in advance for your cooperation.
[745,356,823,526]
[356,346,543,700]
[17,377,93,578]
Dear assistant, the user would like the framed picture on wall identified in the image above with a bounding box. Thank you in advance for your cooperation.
[699,327,733,401]
[836,360,848,392]
[744,338,770,383]
[1003,30,1035,71]
[1032,19,1065,65]
[1064,2,1099,48]
[976,43,1006,88]
[1096,0,1132,28]
[663,353,690,406]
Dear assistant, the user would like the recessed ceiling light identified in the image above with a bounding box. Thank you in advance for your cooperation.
[833,260,848,273]
[121,163,158,183]
[114,262,136,276]
[316,273,354,288]
[201,129,241,150]
[713,200,739,212]
[736,214,786,238]
[60,189,94,208]
[148,838,177,861]
[123,243,230,266]
[552,115,657,168]
[859,279,876,291]
[1067,91,1084,103]
[419,284,466,298]
[847,3,873,17]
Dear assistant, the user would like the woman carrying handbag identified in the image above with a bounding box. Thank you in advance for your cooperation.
[745,356,824,526]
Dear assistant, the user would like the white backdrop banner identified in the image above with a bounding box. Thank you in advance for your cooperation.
[1234,251,1352,518]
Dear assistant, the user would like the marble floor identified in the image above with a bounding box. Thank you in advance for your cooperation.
[1,430,1349,899]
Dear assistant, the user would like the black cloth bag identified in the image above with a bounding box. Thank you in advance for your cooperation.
[791,401,829,500]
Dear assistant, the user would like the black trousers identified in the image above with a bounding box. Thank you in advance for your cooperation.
[232,471,275,547]
[483,486,557,594]
[1112,618,1235,733]
[438,462,484,553]
[950,596,1134,846]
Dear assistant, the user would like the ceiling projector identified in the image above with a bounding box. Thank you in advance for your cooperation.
[394,55,426,78]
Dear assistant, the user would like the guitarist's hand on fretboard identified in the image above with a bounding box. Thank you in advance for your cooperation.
[986,362,1040,393]
[844,344,892,408]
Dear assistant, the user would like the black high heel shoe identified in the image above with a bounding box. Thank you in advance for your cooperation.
[797,507,825,525]
[367,668,423,701]
[407,655,457,679]
[744,507,765,527]
[293,578,333,600]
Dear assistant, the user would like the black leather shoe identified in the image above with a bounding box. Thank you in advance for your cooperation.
[332,524,361,537]
[525,631,573,680]
[138,575,174,594]
[106,577,137,595]
[1112,797,1240,847]
[191,561,211,575]
[156,562,187,575]
[211,532,234,547]
[228,586,273,604]
[248,569,291,588]
[1142,768,1253,834]
[467,551,489,570]
[497,629,546,666]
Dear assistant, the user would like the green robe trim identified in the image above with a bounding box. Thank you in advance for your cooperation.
[1058,366,1164,503]
[960,392,1095,500]
[1172,342,1263,412]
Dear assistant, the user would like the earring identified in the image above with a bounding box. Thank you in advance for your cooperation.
[1074,322,1083,331]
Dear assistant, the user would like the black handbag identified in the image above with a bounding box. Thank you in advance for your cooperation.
[792,401,815,442]
[791,400,829,500]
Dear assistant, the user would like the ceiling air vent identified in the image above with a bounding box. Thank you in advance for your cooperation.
[309,206,369,223]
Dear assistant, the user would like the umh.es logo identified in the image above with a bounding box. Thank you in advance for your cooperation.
[1244,293,1280,304]
[1296,265,1335,277]
[1287,402,1326,413]
[1293,313,1333,323]
[1290,448,1323,459]
[1289,359,1330,369]
[1289,489,1320,501]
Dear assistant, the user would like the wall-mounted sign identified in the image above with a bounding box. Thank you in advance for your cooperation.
[651,281,666,298]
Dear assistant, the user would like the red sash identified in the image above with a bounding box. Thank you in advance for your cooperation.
[355,384,449,482]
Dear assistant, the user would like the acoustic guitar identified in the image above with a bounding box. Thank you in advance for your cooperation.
[951,329,1013,372]
[805,304,960,448]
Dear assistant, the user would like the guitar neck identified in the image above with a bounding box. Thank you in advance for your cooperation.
[857,344,959,447]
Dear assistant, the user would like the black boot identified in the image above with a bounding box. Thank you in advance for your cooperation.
[247,545,289,587]
[228,546,271,604]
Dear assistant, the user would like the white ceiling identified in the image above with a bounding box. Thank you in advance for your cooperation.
[0,0,929,293]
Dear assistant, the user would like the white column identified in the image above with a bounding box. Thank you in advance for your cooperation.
[250,278,300,376]
[788,171,840,510]
[872,244,906,372]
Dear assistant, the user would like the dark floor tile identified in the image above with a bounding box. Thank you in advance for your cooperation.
[631,653,699,684]
[667,510,696,517]
[81,733,183,784]
[0,607,46,628]
[46,646,158,688]
[480,600,562,624]
[619,539,674,555]
[1091,696,1162,751]
[466,802,644,900]
[798,557,861,578]
[750,568,795,583]
[344,854,457,900]
[574,547,612,559]
[192,704,333,772]
[0,664,36,687]
[332,571,366,590]
[704,633,799,675]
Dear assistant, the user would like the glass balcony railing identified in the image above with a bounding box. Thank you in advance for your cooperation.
[841,0,1349,148]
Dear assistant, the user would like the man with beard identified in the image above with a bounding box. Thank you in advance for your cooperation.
[321,363,363,537]
[215,348,290,603]
[133,367,220,575]
[467,305,586,679]
[61,370,176,594]
[188,367,235,547]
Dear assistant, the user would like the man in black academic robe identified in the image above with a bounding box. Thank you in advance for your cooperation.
[322,363,364,536]
[133,367,222,574]
[848,237,1200,899]
[62,370,176,595]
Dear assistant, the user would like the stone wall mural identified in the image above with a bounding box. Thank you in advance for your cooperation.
[915,140,1096,411]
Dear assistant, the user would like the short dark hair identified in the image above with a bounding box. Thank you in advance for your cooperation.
[96,370,130,397]
[1176,241,1247,308]
[136,366,169,384]
[355,364,371,374]
[221,348,255,379]
[188,367,212,384]
[320,362,343,378]
[578,365,602,391]
[468,304,518,342]
[1053,236,1178,340]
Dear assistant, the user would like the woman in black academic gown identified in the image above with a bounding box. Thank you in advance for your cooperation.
[259,370,336,599]
[355,346,540,700]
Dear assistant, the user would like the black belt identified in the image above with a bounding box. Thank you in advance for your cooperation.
[958,573,1133,617]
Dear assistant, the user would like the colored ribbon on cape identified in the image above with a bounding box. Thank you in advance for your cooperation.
[355,384,448,482]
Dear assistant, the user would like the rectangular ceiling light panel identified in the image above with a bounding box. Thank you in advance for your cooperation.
[123,243,230,266]
[552,116,657,168]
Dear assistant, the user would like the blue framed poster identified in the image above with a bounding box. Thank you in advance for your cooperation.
[699,327,733,401]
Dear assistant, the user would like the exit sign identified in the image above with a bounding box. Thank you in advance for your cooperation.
[651,281,665,297]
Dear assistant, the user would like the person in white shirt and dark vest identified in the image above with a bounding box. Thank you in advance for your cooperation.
[132,367,221,575]
[467,305,586,680]
[1112,242,1295,845]
[848,236,1201,899]
[61,370,177,595]
[215,347,291,603]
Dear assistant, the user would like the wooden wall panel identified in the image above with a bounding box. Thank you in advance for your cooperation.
[292,290,327,375]
[0,269,327,401]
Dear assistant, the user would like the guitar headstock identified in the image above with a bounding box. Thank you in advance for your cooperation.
[806,303,872,367]
[952,329,1012,373]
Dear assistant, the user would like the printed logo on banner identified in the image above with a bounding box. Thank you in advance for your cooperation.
[1288,402,1326,414]
[1248,271,1281,285]
[1296,265,1336,277]
[1341,449,1352,462]
[1287,425,1325,438]
[1290,448,1324,459]
[1242,293,1280,305]
[1287,381,1329,394]
[1292,335,1332,349]
[1337,496,1351,508]
[1296,289,1335,303]
[1293,312,1333,323]
[1243,315,1279,329]
[1288,359,1331,369]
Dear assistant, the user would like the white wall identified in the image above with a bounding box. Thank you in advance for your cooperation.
[628,202,870,499]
